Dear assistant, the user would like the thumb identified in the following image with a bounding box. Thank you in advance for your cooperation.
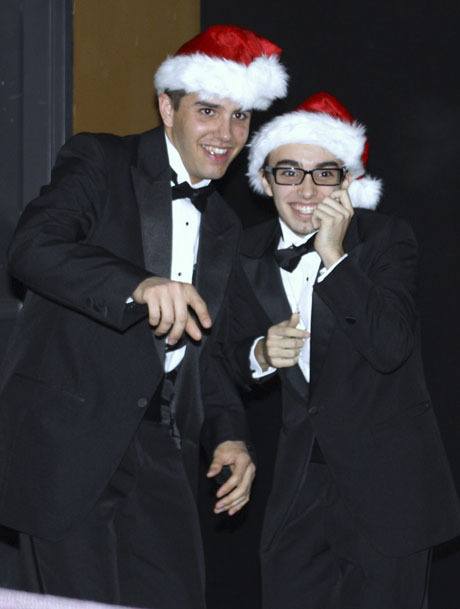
[288,312,300,328]
[207,458,223,478]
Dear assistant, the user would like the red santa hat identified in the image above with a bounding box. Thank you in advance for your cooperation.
[154,25,288,111]
[247,91,382,209]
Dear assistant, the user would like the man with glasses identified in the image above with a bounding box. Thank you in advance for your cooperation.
[226,92,460,608]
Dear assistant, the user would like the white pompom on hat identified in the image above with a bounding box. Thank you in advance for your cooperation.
[247,91,382,209]
[154,25,288,111]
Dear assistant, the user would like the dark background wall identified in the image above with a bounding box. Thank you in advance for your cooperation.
[0,0,72,351]
[0,0,72,584]
[199,2,460,608]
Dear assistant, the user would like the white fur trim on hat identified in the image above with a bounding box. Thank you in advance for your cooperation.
[154,53,288,110]
[247,110,382,209]
[347,176,382,209]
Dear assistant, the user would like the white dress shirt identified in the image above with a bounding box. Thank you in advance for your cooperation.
[164,134,210,372]
[250,219,347,382]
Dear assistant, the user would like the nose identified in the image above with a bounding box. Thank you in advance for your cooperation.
[215,116,232,142]
[297,173,316,198]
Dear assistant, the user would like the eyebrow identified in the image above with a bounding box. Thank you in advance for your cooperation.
[275,159,301,167]
[274,159,340,168]
[194,101,221,109]
[194,100,248,114]
[316,161,340,168]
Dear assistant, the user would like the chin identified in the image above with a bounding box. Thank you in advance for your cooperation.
[207,167,228,180]
[294,223,314,236]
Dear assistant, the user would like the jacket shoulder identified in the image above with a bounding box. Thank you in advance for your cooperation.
[354,208,415,242]
[240,218,278,257]
[67,130,145,164]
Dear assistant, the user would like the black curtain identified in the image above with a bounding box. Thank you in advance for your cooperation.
[199,2,460,608]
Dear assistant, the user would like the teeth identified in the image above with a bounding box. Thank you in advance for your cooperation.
[292,204,315,214]
[202,145,227,156]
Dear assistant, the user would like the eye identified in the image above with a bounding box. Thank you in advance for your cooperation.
[278,167,298,178]
[199,107,215,117]
[318,169,335,177]
[233,111,249,121]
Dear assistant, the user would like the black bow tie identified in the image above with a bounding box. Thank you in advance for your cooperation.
[274,237,317,272]
[170,171,214,213]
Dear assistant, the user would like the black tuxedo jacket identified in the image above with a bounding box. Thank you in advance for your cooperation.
[0,127,247,540]
[227,210,460,557]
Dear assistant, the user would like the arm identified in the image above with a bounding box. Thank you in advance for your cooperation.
[308,177,418,372]
[7,134,151,330]
[200,342,255,516]
[8,134,212,339]
[315,214,418,372]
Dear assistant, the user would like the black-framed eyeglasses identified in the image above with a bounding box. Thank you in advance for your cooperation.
[264,165,347,186]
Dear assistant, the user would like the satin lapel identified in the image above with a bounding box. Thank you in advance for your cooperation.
[131,128,172,366]
[309,291,336,396]
[131,167,172,277]
[241,237,308,402]
[195,193,238,351]
[309,215,362,395]
[241,251,291,328]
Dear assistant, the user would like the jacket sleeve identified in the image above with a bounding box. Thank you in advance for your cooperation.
[7,133,151,331]
[200,348,253,458]
[314,215,418,372]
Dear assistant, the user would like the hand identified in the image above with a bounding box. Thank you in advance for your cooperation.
[132,277,212,345]
[207,441,256,516]
[312,176,354,268]
[255,313,309,370]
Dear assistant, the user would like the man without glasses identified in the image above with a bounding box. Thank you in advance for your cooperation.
[0,25,287,609]
[226,91,460,609]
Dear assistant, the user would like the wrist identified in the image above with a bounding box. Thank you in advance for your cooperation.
[320,248,344,269]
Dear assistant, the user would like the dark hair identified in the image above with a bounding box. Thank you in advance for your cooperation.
[164,89,187,110]
[263,154,271,177]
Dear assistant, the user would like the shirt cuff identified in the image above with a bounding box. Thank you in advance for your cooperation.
[317,254,348,283]
[249,337,277,379]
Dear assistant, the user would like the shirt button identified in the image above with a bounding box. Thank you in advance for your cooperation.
[185,221,189,226]
[137,397,148,408]
[308,406,319,416]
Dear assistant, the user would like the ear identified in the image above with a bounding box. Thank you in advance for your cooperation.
[158,93,174,128]
[261,170,274,198]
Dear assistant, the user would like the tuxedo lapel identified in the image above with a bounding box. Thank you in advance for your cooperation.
[195,192,239,350]
[131,128,172,276]
[241,252,291,327]
[131,128,172,365]
[309,215,362,395]
[309,292,336,395]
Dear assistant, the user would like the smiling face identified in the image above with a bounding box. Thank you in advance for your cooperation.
[262,143,345,236]
[158,92,251,184]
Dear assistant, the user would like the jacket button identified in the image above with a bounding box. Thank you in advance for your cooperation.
[308,406,319,416]
[137,397,148,408]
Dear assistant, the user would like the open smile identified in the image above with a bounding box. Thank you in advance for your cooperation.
[290,203,317,216]
[201,144,232,159]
